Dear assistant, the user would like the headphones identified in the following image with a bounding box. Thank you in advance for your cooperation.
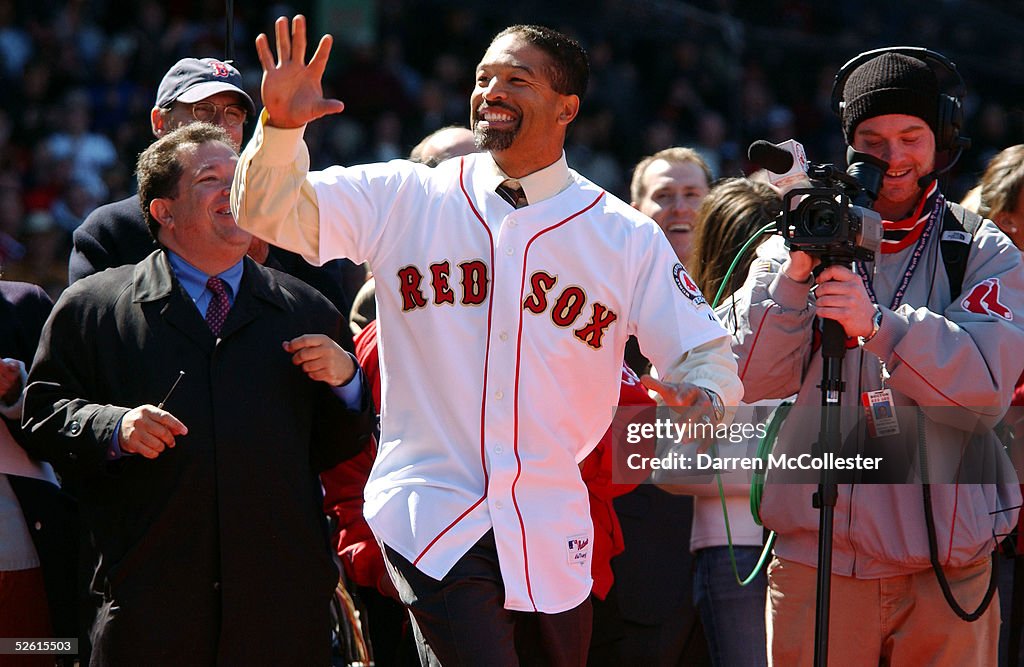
[830,46,970,153]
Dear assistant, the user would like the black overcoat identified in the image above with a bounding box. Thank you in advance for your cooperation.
[23,251,373,665]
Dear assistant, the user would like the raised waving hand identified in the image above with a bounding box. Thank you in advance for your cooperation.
[255,15,345,128]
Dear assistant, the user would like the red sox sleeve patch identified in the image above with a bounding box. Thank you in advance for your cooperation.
[673,262,707,308]
[961,278,1013,321]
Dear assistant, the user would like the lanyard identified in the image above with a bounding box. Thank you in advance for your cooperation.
[856,194,944,310]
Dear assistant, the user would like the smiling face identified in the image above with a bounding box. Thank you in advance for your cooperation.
[470,32,579,176]
[632,158,710,266]
[153,140,250,272]
[851,113,936,220]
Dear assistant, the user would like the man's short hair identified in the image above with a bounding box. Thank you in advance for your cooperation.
[492,25,589,98]
[630,147,713,203]
[137,123,234,240]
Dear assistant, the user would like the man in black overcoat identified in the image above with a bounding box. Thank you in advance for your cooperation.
[22,123,373,666]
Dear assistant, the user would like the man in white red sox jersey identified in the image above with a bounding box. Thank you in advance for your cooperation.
[232,15,742,665]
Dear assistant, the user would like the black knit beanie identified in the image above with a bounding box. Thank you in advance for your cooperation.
[841,52,938,143]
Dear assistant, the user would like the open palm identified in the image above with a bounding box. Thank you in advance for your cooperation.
[255,15,345,128]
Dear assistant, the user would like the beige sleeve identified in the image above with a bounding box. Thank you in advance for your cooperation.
[230,110,324,265]
[659,334,743,414]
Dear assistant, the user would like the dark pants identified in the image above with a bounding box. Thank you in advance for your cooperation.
[382,531,592,666]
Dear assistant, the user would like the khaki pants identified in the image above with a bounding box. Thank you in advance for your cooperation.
[767,556,999,667]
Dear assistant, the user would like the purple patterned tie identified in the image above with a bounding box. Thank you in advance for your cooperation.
[205,277,230,336]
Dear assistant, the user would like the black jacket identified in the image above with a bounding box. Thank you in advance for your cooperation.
[23,252,374,666]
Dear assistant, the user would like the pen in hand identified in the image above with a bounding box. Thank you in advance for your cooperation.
[157,371,185,410]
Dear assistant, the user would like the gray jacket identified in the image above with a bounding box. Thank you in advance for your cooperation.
[727,195,1023,578]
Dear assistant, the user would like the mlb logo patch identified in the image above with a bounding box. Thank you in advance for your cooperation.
[566,533,591,567]
[672,263,707,308]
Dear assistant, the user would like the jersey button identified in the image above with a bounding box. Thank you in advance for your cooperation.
[494,390,504,400]
[499,331,509,342]
[505,247,514,255]
[494,500,504,509]
[495,445,504,454]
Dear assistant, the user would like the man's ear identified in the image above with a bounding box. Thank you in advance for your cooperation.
[151,107,167,137]
[557,94,581,126]
[150,198,173,228]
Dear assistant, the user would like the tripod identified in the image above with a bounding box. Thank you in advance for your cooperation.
[811,262,850,667]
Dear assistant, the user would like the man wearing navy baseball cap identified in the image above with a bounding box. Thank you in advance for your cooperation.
[67,58,353,323]
[152,57,256,150]
[68,57,255,287]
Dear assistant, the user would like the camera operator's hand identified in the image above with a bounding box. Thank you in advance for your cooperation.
[813,265,877,339]
[782,250,819,283]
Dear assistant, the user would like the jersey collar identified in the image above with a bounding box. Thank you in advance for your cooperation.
[483,151,572,206]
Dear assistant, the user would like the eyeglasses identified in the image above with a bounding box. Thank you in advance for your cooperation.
[184,101,248,127]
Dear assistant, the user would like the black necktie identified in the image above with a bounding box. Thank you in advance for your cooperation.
[496,179,528,209]
[205,277,230,336]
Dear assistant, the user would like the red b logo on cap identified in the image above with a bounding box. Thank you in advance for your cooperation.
[210,61,230,78]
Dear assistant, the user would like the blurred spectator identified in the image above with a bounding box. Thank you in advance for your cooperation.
[0,172,25,266]
[50,177,98,235]
[0,0,31,79]
[2,210,68,300]
[44,89,118,201]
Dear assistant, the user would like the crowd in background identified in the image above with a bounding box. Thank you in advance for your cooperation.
[0,0,1022,298]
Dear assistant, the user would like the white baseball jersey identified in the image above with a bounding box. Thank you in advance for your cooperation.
[232,121,740,613]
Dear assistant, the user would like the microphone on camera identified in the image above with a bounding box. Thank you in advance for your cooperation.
[749,140,793,173]
[748,139,809,191]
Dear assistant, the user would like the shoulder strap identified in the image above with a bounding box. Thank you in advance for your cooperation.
[939,201,984,302]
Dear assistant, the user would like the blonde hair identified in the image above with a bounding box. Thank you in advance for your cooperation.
[630,147,712,203]
[967,144,1024,219]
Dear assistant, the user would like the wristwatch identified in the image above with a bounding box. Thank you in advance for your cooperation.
[858,305,883,346]
[702,388,725,423]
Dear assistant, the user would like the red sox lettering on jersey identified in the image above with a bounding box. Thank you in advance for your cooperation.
[397,262,619,349]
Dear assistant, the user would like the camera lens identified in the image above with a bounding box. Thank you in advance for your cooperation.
[799,200,840,238]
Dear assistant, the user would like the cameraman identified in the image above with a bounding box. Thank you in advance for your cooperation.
[730,51,1024,665]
